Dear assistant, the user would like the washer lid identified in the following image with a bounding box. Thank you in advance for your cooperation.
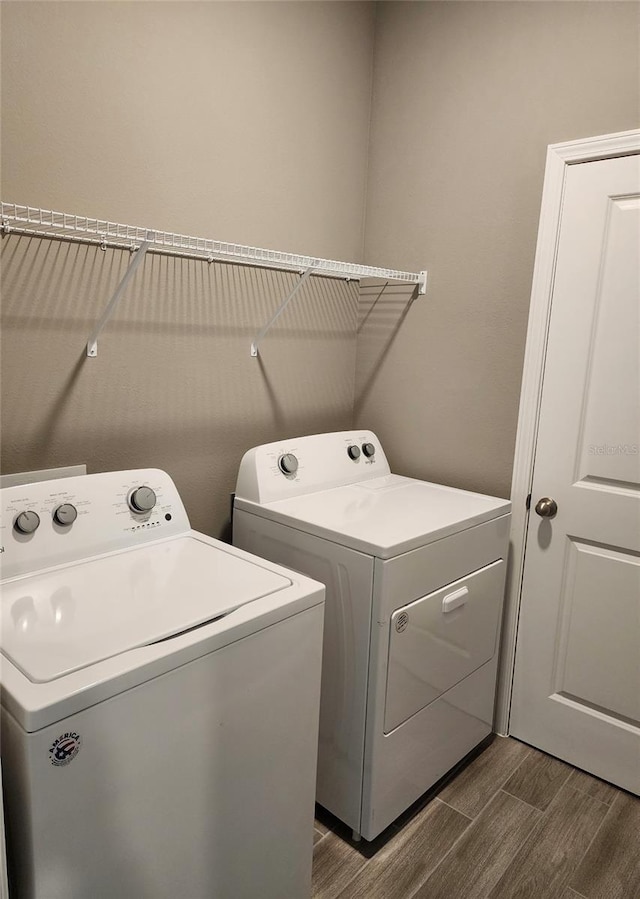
[1,535,292,683]
[241,475,511,558]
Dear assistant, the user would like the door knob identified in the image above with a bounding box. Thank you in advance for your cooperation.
[535,497,558,518]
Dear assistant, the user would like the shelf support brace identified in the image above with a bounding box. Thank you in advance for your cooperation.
[418,271,428,295]
[251,264,315,357]
[86,239,152,357]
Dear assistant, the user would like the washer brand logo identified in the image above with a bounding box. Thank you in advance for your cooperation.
[49,732,82,767]
[395,612,409,633]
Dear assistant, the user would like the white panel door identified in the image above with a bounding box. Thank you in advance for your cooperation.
[510,153,640,794]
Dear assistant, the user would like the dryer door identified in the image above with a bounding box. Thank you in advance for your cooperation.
[384,559,504,733]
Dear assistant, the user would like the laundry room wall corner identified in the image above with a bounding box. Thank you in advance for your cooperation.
[356,0,640,498]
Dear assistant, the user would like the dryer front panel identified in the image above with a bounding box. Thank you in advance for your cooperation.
[384,560,505,733]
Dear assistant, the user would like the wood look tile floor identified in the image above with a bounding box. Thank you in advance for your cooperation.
[312,737,640,899]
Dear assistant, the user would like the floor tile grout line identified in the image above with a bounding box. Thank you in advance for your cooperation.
[496,743,533,790]
[484,790,574,899]
[434,796,474,822]
[440,745,534,822]
[492,783,617,899]
[313,828,332,850]
[563,790,620,895]
[497,788,548,814]
[405,789,544,899]
[402,787,546,899]
[485,787,585,899]
[329,798,454,899]
[478,744,535,815]
[404,812,477,899]
[500,762,574,813]
[332,795,486,899]
[565,776,616,809]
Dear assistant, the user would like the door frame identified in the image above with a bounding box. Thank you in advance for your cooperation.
[495,128,640,736]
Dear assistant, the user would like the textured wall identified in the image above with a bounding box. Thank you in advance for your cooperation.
[357,1,640,498]
[0,1,374,536]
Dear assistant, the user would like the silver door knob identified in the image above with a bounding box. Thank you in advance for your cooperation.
[535,497,558,518]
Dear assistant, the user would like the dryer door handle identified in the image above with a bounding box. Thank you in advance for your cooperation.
[442,586,469,614]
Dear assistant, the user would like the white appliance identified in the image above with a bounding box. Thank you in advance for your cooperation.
[233,431,511,841]
[0,469,324,899]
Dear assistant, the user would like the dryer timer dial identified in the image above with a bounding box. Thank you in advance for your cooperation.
[278,454,299,476]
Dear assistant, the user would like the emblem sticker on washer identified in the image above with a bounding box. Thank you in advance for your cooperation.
[49,732,82,767]
[395,612,409,633]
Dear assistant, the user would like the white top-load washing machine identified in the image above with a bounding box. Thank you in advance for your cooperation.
[233,431,511,841]
[0,469,324,899]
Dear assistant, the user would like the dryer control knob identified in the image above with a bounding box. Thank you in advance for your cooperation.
[278,453,299,476]
[347,445,361,460]
[129,486,157,513]
[15,510,41,535]
[53,503,78,526]
[362,442,376,458]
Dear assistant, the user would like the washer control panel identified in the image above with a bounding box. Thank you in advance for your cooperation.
[235,430,391,504]
[1,469,190,580]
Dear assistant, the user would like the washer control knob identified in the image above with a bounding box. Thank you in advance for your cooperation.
[15,510,41,535]
[362,442,376,458]
[347,445,361,460]
[278,453,299,476]
[129,486,157,513]
[54,503,78,526]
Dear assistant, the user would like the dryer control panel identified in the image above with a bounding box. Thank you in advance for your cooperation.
[0,469,190,580]
[235,431,392,505]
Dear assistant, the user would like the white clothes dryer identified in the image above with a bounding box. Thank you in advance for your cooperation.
[233,431,511,841]
[0,469,324,899]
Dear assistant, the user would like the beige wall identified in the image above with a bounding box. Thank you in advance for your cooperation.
[0,1,374,536]
[357,1,640,498]
[2,1,639,538]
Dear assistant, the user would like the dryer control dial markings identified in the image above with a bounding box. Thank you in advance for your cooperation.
[128,486,157,513]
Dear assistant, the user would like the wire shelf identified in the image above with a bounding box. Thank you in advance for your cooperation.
[1,202,427,356]
[1,203,425,286]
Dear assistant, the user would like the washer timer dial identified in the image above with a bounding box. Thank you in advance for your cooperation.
[362,443,376,458]
[54,503,78,526]
[128,486,157,513]
[14,510,41,535]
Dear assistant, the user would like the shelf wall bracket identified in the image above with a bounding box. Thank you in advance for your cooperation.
[86,238,152,357]
[418,270,428,295]
[250,264,316,358]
